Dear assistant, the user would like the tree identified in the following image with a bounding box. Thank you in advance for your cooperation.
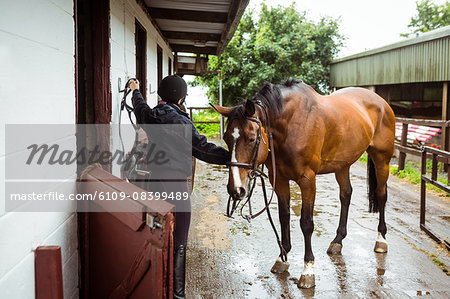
[191,3,344,106]
[402,0,450,37]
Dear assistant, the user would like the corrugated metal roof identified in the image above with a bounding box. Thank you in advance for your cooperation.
[330,26,450,87]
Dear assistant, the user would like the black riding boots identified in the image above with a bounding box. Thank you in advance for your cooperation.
[173,245,186,299]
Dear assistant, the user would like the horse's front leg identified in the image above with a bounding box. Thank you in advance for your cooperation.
[270,177,291,274]
[297,172,316,289]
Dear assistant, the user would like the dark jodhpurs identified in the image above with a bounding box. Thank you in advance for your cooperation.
[148,174,191,248]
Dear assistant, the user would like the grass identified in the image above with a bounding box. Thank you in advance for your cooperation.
[432,257,449,273]
[191,109,220,138]
[358,153,368,163]
[358,153,449,195]
[390,163,422,185]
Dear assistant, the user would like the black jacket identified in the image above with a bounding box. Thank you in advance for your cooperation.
[131,90,230,168]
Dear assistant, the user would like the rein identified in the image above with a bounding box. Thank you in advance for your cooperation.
[225,101,287,262]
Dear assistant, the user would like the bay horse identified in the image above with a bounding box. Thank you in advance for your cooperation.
[212,79,395,289]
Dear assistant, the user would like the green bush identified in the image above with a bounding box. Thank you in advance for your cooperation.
[191,109,220,138]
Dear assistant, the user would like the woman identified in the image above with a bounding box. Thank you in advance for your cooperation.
[129,75,229,299]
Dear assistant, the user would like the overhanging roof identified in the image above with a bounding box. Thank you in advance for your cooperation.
[141,0,249,56]
[333,26,450,64]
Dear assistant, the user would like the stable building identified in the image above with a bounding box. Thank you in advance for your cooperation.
[330,26,450,120]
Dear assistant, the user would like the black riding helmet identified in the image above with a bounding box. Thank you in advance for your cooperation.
[157,75,187,103]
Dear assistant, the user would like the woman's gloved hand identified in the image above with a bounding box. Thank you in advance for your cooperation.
[129,79,140,91]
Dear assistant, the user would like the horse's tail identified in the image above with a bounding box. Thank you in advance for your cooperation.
[367,154,379,213]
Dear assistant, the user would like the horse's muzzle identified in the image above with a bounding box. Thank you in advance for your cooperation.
[230,187,246,200]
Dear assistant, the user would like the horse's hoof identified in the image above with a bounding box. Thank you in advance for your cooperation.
[298,274,315,289]
[374,241,388,253]
[270,258,290,274]
[327,242,342,255]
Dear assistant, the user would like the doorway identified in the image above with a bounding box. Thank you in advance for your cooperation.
[135,20,147,100]
[157,44,163,87]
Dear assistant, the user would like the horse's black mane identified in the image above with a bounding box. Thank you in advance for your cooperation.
[227,79,303,124]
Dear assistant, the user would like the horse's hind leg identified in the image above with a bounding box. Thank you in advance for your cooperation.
[271,177,291,274]
[367,147,391,253]
[327,167,352,255]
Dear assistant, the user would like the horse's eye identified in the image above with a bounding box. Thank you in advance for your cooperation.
[249,137,256,143]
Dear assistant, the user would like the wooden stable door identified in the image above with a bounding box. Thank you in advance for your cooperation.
[80,167,174,298]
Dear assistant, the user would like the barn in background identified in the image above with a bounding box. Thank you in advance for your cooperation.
[330,26,450,156]
[0,0,248,298]
[330,26,450,120]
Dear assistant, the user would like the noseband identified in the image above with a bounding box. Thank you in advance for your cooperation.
[225,100,287,262]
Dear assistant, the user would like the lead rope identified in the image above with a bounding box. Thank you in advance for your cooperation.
[251,129,287,262]
[231,162,286,262]
[226,102,287,262]
[260,173,287,262]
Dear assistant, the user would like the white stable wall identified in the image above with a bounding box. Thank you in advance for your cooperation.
[110,0,174,122]
[110,0,174,177]
[0,0,78,298]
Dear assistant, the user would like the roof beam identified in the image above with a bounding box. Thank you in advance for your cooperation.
[171,44,216,55]
[148,8,227,23]
[162,31,221,41]
[217,0,249,55]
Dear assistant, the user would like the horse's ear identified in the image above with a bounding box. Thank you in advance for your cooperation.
[210,104,233,116]
[244,100,255,116]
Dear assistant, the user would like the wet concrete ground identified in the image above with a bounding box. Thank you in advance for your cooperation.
[186,160,450,298]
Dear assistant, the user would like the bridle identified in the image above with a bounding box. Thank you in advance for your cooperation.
[225,100,287,262]
[119,79,138,155]
[118,79,152,181]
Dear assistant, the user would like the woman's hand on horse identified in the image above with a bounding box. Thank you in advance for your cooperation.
[130,79,139,91]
